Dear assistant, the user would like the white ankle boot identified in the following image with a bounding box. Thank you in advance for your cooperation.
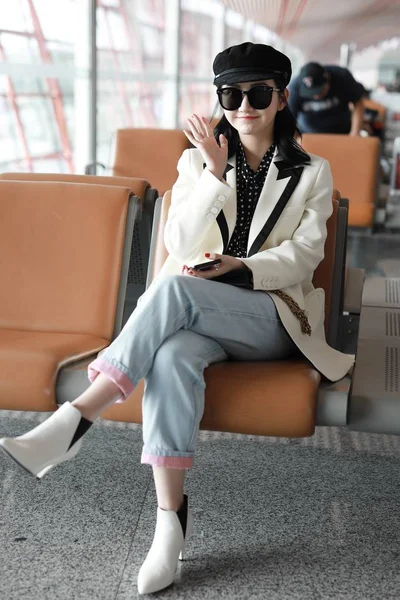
[0,402,92,479]
[137,495,193,595]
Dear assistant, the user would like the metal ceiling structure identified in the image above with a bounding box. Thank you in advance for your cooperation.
[221,0,400,61]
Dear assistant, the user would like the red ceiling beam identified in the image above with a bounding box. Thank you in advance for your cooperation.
[276,0,289,36]
[313,0,396,54]
[285,0,309,39]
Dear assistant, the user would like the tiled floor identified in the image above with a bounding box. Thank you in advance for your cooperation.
[2,414,400,600]
[2,232,400,600]
[347,230,400,276]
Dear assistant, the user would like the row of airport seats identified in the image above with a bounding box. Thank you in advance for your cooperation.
[1,172,399,438]
[0,120,392,429]
[93,127,383,230]
[0,176,347,436]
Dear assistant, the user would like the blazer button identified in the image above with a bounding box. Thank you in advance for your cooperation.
[206,214,214,222]
[211,207,219,214]
[261,278,269,288]
[218,194,226,201]
[214,200,222,209]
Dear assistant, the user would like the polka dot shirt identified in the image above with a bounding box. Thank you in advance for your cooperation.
[225,142,276,259]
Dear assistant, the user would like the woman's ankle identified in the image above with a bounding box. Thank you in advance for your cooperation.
[71,402,95,422]
[158,495,184,512]
[153,466,186,512]
[71,376,122,421]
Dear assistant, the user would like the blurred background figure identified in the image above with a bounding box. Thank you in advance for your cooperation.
[288,62,364,136]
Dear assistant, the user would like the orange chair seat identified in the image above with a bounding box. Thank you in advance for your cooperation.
[0,330,108,411]
[102,359,321,437]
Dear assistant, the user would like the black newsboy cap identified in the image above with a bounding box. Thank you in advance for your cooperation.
[213,42,291,87]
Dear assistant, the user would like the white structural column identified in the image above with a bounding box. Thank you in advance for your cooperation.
[74,0,95,173]
[243,19,253,42]
[212,3,226,56]
[210,3,226,118]
[340,43,356,68]
[162,0,181,128]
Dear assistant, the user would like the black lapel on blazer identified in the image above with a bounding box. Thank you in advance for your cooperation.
[203,163,234,252]
[247,161,304,257]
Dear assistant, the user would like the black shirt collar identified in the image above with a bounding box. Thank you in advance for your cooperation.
[237,142,276,180]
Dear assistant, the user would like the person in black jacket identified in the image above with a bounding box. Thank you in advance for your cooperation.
[288,62,364,136]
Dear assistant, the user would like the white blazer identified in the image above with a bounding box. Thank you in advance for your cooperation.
[157,147,355,382]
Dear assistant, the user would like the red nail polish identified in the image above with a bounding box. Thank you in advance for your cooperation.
[205,253,210,258]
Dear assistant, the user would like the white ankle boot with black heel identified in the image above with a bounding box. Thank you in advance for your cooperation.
[0,401,92,479]
[137,494,193,595]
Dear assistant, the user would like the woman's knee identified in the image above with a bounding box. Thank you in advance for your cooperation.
[150,330,223,380]
[152,330,199,372]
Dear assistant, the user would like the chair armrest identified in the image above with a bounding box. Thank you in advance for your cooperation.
[146,196,164,289]
[84,161,107,175]
[344,267,365,314]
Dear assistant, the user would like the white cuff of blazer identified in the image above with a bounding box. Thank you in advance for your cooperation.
[241,262,280,290]
[202,168,231,222]
[260,276,280,289]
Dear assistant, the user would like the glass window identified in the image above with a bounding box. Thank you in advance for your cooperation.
[180,5,214,78]
[1,33,40,65]
[96,0,167,164]
[179,82,217,128]
[2,1,305,173]
[1,0,33,33]
[1,0,85,173]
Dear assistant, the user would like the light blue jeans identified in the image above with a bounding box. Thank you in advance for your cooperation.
[88,274,298,468]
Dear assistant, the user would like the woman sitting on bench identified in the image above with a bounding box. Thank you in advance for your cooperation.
[0,42,354,595]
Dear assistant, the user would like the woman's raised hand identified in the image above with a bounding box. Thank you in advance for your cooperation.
[183,114,228,181]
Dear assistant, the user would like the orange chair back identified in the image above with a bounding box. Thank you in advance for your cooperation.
[0,180,132,340]
[301,134,380,227]
[112,128,190,195]
[0,173,150,206]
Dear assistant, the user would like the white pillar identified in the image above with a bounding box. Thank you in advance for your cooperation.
[210,4,226,117]
[244,19,253,42]
[212,3,226,55]
[340,43,356,68]
[74,0,94,173]
[162,0,181,128]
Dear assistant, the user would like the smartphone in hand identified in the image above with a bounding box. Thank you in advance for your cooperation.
[190,259,222,271]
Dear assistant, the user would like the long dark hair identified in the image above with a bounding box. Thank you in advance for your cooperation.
[213,77,310,166]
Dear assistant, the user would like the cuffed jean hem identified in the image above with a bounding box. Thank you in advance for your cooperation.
[141,450,194,469]
[88,357,135,402]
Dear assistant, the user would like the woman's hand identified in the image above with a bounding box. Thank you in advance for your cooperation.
[183,114,228,181]
[181,253,245,280]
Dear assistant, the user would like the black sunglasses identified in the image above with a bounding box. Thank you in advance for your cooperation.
[216,85,280,111]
